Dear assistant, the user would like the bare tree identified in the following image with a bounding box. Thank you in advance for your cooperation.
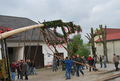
[86,27,96,57]
[99,25,108,62]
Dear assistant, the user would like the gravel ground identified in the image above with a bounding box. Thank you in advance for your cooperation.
[15,64,120,81]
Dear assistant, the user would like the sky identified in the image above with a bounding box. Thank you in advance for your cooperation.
[0,0,120,42]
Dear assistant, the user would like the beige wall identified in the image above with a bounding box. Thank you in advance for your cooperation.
[13,47,24,61]
[95,40,120,62]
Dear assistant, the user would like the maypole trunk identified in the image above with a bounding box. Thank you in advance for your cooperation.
[0,24,44,40]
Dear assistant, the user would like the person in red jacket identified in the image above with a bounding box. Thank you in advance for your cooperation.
[11,61,17,81]
[87,56,94,71]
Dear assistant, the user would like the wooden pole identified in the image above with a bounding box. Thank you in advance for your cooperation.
[0,24,44,40]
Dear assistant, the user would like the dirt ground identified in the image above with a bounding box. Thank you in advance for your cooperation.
[16,64,120,81]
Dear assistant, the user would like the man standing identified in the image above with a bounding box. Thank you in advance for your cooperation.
[71,55,76,75]
[75,55,84,76]
[52,57,58,72]
[26,59,31,75]
[11,61,16,81]
[113,54,119,71]
[103,55,107,68]
[93,55,97,71]
[87,56,94,71]
[64,57,73,80]
[22,60,29,80]
[99,55,103,68]
[16,61,21,79]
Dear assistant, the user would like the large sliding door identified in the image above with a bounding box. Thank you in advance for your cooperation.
[24,46,44,68]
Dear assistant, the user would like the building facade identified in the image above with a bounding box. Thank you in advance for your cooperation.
[0,15,67,68]
[95,28,120,62]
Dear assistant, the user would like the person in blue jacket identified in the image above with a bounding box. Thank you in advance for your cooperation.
[64,57,73,80]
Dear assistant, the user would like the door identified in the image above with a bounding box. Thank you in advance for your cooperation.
[24,46,44,68]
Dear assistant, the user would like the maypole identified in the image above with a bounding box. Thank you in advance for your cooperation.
[0,20,82,81]
[38,21,99,71]
[42,20,82,57]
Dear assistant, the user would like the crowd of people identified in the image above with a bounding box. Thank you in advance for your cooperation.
[10,59,36,81]
[52,54,97,80]
[63,55,97,80]
[52,54,120,80]
[10,54,120,81]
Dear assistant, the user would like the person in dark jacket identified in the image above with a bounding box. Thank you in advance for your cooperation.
[30,60,34,75]
[82,56,88,69]
[93,55,97,71]
[52,57,58,72]
[26,59,31,75]
[61,59,65,71]
[16,61,21,79]
[21,60,29,80]
[71,55,76,75]
[99,55,103,68]
[19,60,24,80]
[75,55,84,77]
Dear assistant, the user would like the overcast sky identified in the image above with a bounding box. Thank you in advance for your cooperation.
[0,0,120,42]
